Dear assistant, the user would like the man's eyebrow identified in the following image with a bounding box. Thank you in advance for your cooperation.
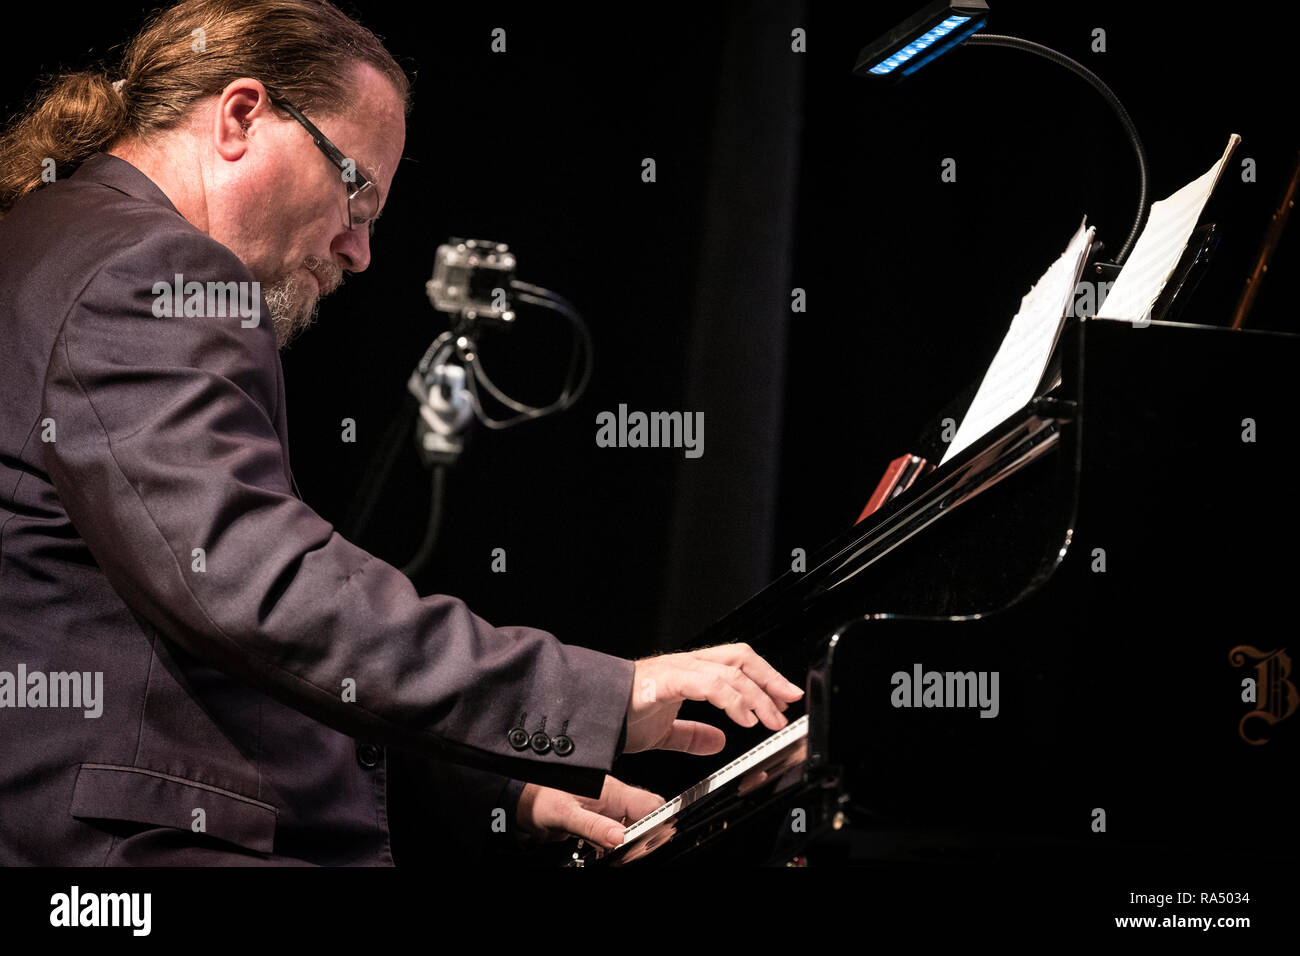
[356,151,412,214]
[363,152,413,214]
[348,156,376,187]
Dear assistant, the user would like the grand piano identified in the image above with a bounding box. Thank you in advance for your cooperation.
[572,292,1298,867]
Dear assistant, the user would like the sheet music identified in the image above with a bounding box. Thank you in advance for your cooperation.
[941,219,1094,465]
[1098,134,1241,322]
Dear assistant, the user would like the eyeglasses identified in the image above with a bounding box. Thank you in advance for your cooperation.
[267,92,382,237]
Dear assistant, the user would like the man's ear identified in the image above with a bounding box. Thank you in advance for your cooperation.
[213,78,273,161]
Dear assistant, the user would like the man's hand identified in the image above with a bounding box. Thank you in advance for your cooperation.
[517,775,663,849]
[624,642,803,755]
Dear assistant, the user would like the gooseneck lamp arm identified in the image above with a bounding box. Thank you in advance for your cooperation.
[961,33,1150,267]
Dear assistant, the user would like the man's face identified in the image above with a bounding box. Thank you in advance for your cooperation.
[214,63,406,348]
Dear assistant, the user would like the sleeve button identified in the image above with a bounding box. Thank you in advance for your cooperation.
[552,735,574,757]
[530,731,552,754]
[507,727,531,750]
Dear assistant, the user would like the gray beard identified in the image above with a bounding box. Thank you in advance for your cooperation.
[263,272,319,350]
[263,256,342,349]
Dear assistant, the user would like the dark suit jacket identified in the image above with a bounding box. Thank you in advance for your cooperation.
[0,153,634,865]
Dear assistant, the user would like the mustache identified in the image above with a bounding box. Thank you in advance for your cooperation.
[303,255,344,296]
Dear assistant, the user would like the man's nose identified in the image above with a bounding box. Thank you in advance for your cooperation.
[333,225,371,273]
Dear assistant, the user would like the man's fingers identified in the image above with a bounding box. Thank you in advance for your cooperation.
[693,642,804,703]
[600,776,664,823]
[628,643,805,754]
[670,661,787,731]
[705,660,790,729]
[562,804,629,850]
[666,666,755,728]
[654,719,726,755]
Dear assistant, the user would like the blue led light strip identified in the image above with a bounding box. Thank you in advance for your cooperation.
[869,15,972,75]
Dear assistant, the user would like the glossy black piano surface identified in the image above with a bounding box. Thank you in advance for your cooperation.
[594,314,1298,868]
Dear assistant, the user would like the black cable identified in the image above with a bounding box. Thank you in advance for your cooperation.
[963,33,1150,266]
[462,281,593,428]
[340,394,418,543]
[399,464,447,579]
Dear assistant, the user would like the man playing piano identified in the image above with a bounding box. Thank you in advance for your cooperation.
[0,0,801,865]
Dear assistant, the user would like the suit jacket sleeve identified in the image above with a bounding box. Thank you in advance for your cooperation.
[40,225,633,798]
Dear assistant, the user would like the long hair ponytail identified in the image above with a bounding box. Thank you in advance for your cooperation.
[0,72,128,214]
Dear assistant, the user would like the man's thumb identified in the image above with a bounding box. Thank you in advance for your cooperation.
[566,807,626,849]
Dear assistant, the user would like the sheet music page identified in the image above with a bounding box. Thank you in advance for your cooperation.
[941,219,1094,465]
[1098,133,1241,321]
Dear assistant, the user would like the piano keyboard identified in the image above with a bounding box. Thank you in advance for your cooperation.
[619,714,809,846]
